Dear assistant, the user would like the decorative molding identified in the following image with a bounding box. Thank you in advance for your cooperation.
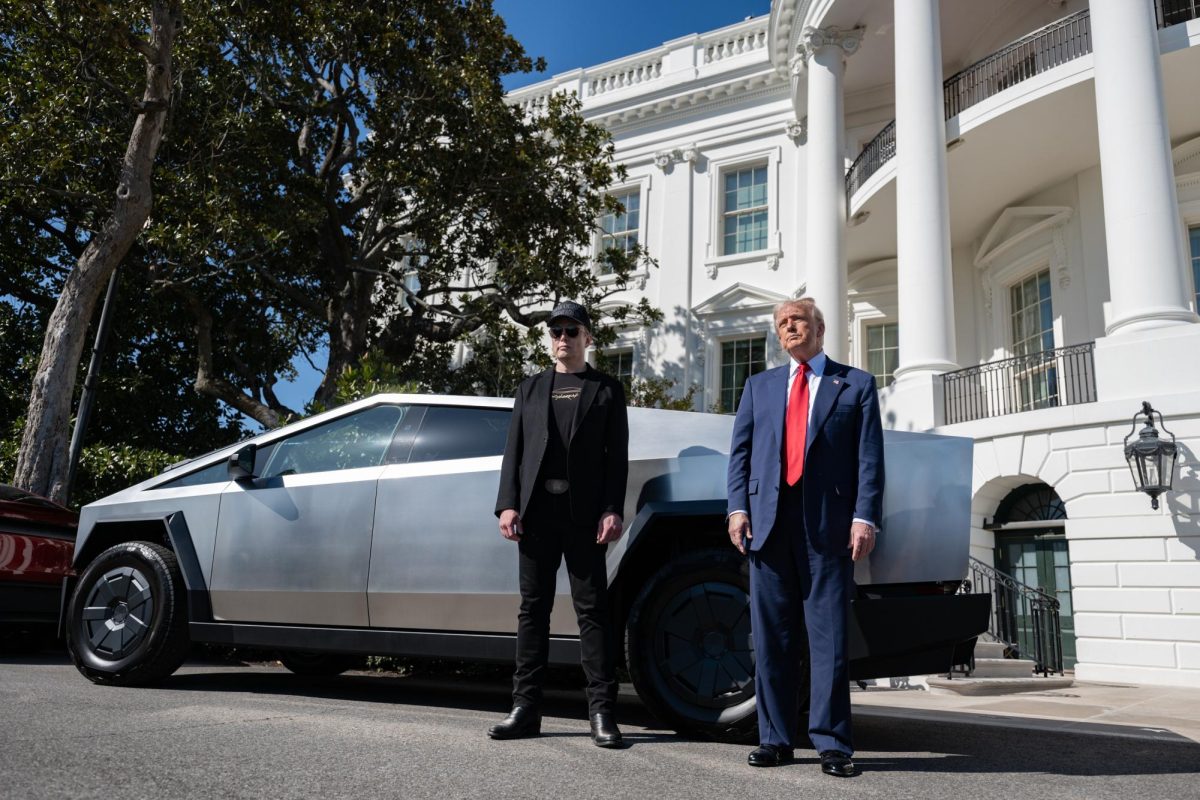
[788,53,806,78]
[785,117,807,143]
[605,81,790,133]
[654,144,700,171]
[975,206,1074,270]
[766,254,780,271]
[693,281,791,317]
[797,25,865,63]
[706,262,720,279]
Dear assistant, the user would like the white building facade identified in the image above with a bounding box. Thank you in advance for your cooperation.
[507,0,1200,688]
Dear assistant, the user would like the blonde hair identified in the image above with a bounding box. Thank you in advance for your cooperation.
[772,297,824,326]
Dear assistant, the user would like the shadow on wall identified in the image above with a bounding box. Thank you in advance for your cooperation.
[1167,440,1200,550]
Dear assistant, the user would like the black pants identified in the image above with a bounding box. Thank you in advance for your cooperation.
[512,491,617,715]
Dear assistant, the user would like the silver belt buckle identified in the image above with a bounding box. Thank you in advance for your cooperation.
[544,479,569,495]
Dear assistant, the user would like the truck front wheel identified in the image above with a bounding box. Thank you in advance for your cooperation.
[625,548,757,742]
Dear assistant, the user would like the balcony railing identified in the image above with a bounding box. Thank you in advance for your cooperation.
[942,342,1096,425]
[845,121,895,200]
[943,10,1091,120]
[1157,0,1200,27]
[846,2,1200,202]
[962,557,1065,677]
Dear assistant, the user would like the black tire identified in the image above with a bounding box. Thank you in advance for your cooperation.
[66,541,191,686]
[278,651,362,677]
[625,548,757,742]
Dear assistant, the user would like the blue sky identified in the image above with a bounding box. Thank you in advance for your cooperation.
[270,0,771,415]
[496,0,771,90]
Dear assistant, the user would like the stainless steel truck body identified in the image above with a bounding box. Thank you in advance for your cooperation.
[65,394,988,740]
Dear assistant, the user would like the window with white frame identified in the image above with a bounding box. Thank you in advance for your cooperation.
[597,188,640,274]
[718,337,766,413]
[722,165,769,255]
[1190,225,1200,311]
[601,348,634,393]
[1010,269,1057,411]
[865,322,899,389]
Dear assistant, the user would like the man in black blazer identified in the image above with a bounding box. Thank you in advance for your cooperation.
[489,300,629,748]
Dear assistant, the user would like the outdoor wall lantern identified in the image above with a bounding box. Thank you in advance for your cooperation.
[1123,401,1178,510]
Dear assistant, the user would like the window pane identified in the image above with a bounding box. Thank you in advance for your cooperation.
[409,406,512,463]
[719,336,767,412]
[864,322,899,388]
[1190,226,1200,310]
[262,405,407,478]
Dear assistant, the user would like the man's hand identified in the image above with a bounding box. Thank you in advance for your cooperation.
[597,512,623,544]
[849,521,875,561]
[728,512,752,555]
[499,509,523,542]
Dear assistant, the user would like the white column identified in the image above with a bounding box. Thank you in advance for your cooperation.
[1090,0,1197,335]
[893,0,957,381]
[800,26,862,362]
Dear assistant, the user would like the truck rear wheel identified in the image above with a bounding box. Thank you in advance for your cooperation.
[625,548,757,742]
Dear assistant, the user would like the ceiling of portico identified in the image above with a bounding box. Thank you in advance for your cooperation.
[807,0,1089,102]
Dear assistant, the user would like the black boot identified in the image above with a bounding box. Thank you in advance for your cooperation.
[589,712,623,748]
[487,705,541,739]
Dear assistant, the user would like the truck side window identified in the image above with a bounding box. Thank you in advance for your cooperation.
[260,405,407,478]
[407,406,511,463]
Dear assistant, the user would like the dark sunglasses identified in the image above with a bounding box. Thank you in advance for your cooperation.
[549,326,581,340]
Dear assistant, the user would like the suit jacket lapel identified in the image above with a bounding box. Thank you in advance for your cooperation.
[570,367,600,443]
[535,368,555,434]
[807,358,848,453]
[768,364,788,455]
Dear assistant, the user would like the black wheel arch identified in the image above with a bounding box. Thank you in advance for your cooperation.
[609,501,733,666]
[64,512,212,630]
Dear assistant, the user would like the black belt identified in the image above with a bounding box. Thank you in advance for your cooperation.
[543,479,569,495]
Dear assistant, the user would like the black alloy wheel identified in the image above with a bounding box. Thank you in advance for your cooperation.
[67,541,190,686]
[626,548,757,742]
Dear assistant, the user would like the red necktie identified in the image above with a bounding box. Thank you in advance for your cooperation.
[786,362,809,486]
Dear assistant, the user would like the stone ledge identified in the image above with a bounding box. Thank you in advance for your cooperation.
[927,675,1075,695]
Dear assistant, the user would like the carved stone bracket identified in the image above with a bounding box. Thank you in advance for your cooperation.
[785,118,807,144]
[654,144,701,171]
[766,255,780,271]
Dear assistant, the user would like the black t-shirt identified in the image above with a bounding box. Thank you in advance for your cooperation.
[541,369,585,480]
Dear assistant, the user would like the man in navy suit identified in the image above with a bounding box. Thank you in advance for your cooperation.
[726,297,884,777]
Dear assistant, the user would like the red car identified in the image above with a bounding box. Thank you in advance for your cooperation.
[0,484,78,650]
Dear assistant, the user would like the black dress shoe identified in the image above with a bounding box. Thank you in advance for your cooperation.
[819,750,857,777]
[747,744,794,767]
[487,705,541,739]
[589,712,624,748]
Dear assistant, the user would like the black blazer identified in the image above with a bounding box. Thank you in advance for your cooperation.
[495,366,629,527]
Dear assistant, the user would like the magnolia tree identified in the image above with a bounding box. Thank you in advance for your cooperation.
[4,0,654,503]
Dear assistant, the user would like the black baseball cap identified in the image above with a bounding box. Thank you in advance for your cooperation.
[547,300,592,331]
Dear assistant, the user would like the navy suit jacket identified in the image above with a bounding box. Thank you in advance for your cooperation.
[726,356,884,554]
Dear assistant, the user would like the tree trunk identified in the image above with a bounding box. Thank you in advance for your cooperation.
[13,2,182,503]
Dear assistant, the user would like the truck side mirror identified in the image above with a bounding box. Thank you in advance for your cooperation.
[228,443,257,480]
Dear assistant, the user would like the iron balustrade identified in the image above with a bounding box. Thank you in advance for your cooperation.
[942,342,1096,425]
[845,3,1200,200]
[845,121,895,200]
[1157,0,1200,27]
[961,556,1064,677]
[942,11,1091,120]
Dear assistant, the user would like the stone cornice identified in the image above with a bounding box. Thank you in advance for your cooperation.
[598,72,790,131]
